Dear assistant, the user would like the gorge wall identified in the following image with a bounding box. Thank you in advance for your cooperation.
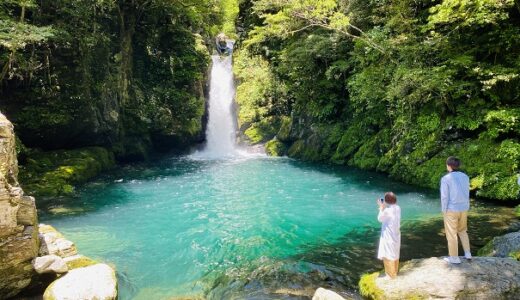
[0,112,39,298]
[233,0,520,202]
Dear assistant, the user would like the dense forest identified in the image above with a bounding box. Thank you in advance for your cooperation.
[233,0,520,201]
[1,0,519,201]
[0,0,233,196]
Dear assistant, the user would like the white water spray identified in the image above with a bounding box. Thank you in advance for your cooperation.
[192,42,239,159]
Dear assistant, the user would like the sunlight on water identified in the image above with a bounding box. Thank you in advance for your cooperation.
[41,157,443,299]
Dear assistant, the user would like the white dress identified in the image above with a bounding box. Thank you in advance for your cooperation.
[377,204,401,261]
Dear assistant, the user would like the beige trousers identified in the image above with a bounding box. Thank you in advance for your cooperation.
[443,211,471,257]
[383,258,399,278]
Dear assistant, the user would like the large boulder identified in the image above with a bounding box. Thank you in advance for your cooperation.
[359,257,520,299]
[478,231,520,259]
[0,112,39,299]
[43,263,117,300]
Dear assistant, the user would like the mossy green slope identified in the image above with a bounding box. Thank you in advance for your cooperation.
[19,147,115,197]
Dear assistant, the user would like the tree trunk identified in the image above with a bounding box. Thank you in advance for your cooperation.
[117,2,136,106]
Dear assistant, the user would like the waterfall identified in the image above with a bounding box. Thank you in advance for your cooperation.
[192,41,238,159]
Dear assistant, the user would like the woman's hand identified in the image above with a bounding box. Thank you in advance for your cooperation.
[377,199,385,210]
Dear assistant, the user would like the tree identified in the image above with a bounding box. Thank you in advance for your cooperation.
[0,0,54,81]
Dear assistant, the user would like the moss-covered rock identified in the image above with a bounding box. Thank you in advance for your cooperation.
[265,139,287,156]
[19,147,115,197]
[63,255,98,270]
[285,124,343,162]
[277,116,293,143]
[477,231,520,258]
[508,250,520,261]
[243,117,282,145]
[331,123,372,165]
[359,272,385,300]
[350,129,391,170]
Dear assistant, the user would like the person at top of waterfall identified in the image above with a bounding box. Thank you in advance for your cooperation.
[441,156,472,264]
[377,192,401,279]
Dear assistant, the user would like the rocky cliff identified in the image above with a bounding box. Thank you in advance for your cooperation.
[0,112,39,298]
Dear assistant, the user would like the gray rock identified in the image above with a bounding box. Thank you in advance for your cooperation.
[43,263,117,300]
[478,231,520,258]
[38,224,78,257]
[33,255,68,274]
[312,287,346,300]
[361,257,520,299]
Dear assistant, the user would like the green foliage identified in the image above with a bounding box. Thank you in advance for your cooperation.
[234,49,275,126]
[428,0,516,28]
[483,109,520,139]
[221,0,240,38]
[0,19,54,51]
[236,0,520,201]
[0,0,217,159]
[234,48,289,142]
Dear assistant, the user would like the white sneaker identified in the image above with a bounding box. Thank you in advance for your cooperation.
[464,251,472,260]
[443,256,461,264]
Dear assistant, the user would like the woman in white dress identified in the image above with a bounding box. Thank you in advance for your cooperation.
[377,192,401,279]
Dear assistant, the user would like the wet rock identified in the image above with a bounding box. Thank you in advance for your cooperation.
[478,231,520,259]
[359,257,520,299]
[38,224,78,257]
[43,263,117,300]
[312,287,346,300]
[33,255,68,274]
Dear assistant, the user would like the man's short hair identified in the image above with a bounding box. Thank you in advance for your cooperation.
[446,156,461,170]
[384,192,397,204]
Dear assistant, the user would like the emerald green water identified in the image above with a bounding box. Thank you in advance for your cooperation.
[39,156,498,299]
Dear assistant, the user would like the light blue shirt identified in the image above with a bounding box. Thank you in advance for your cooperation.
[440,171,470,212]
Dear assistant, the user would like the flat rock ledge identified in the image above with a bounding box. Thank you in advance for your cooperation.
[359,257,520,300]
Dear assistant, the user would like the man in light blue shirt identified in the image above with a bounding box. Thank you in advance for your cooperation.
[440,156,471,264]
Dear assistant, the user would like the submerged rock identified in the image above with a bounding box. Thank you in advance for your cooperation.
[33,255,68,274]
[478,231,520,259]
[312,287,346,300]
[43,263,117,300]
[359,257,520,299]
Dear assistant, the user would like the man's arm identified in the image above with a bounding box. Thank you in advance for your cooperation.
[440,177,449,212]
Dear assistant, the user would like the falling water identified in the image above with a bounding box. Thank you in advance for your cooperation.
[193,42,238,159]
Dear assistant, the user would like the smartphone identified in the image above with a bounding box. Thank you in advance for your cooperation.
[379,198,384,204]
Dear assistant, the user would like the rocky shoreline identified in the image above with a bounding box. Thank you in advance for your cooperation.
[1,113,117,300]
